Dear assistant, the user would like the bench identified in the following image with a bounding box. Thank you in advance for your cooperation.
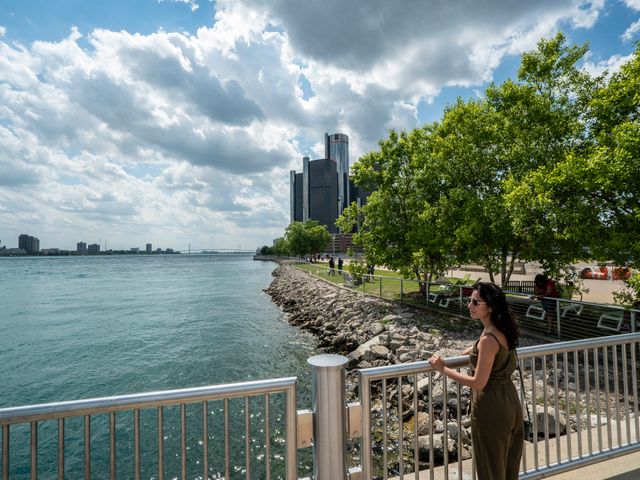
[598,312,624,332]
[525,304,546,320]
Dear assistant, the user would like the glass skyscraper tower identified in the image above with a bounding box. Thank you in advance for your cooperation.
[325,133,349,215]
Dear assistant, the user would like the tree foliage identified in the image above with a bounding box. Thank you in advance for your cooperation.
[340,33,640,289]
[284,221,331,260]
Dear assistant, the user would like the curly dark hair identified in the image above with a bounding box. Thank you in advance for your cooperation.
[474,282,519,350]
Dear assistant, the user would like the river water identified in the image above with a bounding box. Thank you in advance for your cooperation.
[0,254,316,478]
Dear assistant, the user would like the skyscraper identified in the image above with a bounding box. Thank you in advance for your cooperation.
[289,133,351,235]
[325,133,349,215]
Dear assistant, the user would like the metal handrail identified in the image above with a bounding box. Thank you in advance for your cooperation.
[0,377,298,480]
[358,333,640,480]
[0,377,297,425]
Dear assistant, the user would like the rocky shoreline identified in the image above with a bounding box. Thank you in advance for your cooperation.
[264,263,590,468]
[265,264,481,370]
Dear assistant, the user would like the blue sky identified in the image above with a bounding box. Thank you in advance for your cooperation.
[1,0,639,250]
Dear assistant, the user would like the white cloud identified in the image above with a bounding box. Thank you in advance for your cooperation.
[582,52,634,78]
[158,0,199,12]
[0,26,6,37]
[623,0,640,11]
[0,0,613,249]
[622,19,640,42]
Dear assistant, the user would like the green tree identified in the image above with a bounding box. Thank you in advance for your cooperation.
[284,220,330,260]
[495,33,599,279]
[338,128,455,290]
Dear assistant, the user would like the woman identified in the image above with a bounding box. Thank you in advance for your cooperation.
[429,282,523,480]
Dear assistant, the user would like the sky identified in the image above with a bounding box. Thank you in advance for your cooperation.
[1,0,639,251]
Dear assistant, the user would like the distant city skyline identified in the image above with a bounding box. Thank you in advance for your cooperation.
[1,1,639,249]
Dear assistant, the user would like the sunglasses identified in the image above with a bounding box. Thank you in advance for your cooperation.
[469,298,487,306]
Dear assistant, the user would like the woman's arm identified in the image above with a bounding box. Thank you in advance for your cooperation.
[461,344,473,355]
[429,336,499,391]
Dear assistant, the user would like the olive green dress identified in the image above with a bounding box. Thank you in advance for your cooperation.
[469,333,523,480]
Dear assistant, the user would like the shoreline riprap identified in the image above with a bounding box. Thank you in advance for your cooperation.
[264,263,602,468]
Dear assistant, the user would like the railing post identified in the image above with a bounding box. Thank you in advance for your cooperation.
[308,354,348,480]
[556,298,561,339]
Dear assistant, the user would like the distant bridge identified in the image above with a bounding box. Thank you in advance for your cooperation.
[175,248,256,254]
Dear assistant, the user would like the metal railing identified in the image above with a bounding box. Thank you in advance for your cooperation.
[295,264,639,341]
[0,378,297,480]
[2,334,639,479]
[358,332,640,479]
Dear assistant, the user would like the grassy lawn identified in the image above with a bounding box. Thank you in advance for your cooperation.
[294,262,427,301]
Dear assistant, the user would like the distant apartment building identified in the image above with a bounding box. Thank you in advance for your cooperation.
[18,234,40,254]
[326,233,361,254]
[131,247,139,253]
[88,243,100,254]
[77,242,87,254]
[146,243,152,254]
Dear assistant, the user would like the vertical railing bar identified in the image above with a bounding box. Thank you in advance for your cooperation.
[245,397,251,480]
[584,349,592,455]
[360,375,372,480]
[398,376,404,478]
[264,394,271,480]
[442,374,448,479]
[203,401,209,480]
[556,298,561,338]
[603,346,612,450]
[285,385,297,480]
[456,372,462,480]
[542,355,549,466]
[83,416,90,480]
[134,409,140,480]
[413,373,419,480]
[428,372,434,480]
[622,344,630,447]
[3,425,9,480]
[519,356,528,473]
[109,412,116,480]
[224,398,230,480]
[553,353,561,464]
[30,421,38,480]
[58,418,65,480]
[594,347,602,452]
[573,350,582,459]
[360,376,371,479]
[563,351,571,462]
[382,378,388,480]
[632,341,640,442]
[180,403,187,480]
[158,406,164,480]
[613,345,621,448]
[631,342,640,441]
[531,356,539,470]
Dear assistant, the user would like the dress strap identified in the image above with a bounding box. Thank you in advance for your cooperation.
[482,331,503,349]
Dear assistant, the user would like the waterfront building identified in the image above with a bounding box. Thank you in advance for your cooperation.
[87,243,100,254]
[326,233,361,254]
[325,133,349,215]
[146,243,152,254]
[18,234,40,254]
[77,242,87,254]
[289,133,350,234]
[289,171,304,223]
[309,158,338,233]
[131,247,140,253]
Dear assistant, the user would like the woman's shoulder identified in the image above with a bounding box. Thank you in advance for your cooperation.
[480,331,508,351]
